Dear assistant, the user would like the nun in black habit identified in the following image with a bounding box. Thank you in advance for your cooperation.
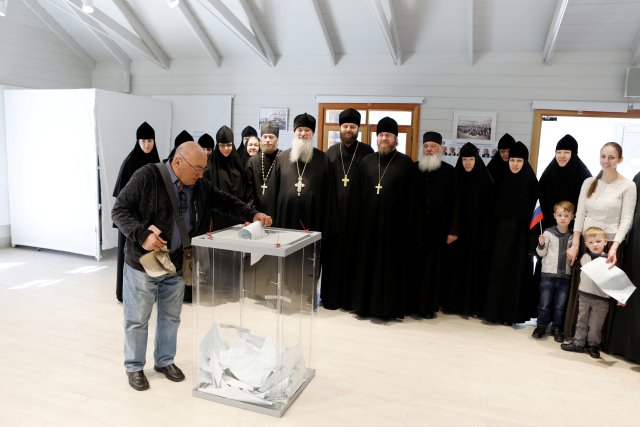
[536,134,591,337]
[238,126,258,167]
[538,134,591,230]
[604,171,640,362]
[443,142,495,316]
[481,141,539,324]
[206,126,251,230]
[167,130,194,160]
[112,122,160,302]
[486,133,515,188]
[198,132,215,160]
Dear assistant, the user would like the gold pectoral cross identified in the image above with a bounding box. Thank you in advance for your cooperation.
[375,182,382,195]
[295,177,305,196]
[342,174,350,187]
[261,183,268,195]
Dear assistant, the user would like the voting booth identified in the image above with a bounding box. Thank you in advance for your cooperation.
[191,225,321,417]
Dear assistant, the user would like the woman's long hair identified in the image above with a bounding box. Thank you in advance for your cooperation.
[587,142,623,198]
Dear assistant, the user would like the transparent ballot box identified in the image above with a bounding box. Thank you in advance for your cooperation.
[191,225,321,417]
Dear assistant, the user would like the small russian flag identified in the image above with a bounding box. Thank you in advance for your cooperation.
[530,199,544,230]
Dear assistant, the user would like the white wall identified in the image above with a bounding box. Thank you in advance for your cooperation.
[93,51,632,151]
[0,2,93,247]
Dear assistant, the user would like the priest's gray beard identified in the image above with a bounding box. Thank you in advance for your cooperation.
[418,153,442,172]
[290,136,313,164]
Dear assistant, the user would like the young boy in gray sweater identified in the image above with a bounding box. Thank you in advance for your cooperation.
[533,201,574,342]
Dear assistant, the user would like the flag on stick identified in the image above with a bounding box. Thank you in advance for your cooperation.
[530,200,544,230]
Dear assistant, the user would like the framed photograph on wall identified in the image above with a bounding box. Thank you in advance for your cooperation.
[453,111,497,142]
[258,107,288,132]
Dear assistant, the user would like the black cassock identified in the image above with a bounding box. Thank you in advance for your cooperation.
[412,161,459,317]
[112,140,159,302]
[274,148,327,232]
[205,143,250,230]
[444,145,494,316]
[244,150,281,302]
[274,148,327,298]
[322,141,374,310]
[486,155,510,189]
[482,162,538,324]
[604,172,640,362]
[246,149,281,219]
[352,150,420,319]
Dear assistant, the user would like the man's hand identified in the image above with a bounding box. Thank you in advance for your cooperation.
[142,225,166,251]
[446,235,458,244]
[253,213,272,228]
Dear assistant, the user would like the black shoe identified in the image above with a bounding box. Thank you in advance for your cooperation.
[561,342,584,353]
[183,286,192,303]
[588,345,601,359]
[553,329,565,343]
[154,363,185,382]
[127,370,149,391]
[532,326,546,339]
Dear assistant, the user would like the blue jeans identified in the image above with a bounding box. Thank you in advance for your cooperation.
[123,264,185,372]
[537,276,570,329]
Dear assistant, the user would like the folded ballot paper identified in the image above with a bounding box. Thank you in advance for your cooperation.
[581,257,636,305]
[239,221,266,240]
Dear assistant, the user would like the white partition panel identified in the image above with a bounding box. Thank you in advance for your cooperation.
[5,89,99,257]
[4,89,172,257]
[96,90,171,250]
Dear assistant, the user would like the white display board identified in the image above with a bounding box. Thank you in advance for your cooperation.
[4,89,171,258]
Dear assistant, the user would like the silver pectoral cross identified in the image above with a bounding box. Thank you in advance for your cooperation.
[261,183,268,195]
[375,182,382,195]
[342,174,350,187]
[295,177,305,196]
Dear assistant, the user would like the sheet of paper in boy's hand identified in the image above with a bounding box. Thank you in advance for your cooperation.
[239,221,266,240]
[581,257,636,304]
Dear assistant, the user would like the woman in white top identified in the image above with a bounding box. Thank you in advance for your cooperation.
[564,142,637,340]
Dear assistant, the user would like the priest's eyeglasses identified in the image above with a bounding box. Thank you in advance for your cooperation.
[178,153,208,175]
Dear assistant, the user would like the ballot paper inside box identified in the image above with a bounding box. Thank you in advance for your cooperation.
[191,225,321,417]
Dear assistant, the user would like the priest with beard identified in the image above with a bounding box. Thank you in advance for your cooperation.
[273,113,326,302]
[486,133,515,188]
[112,121,160,303]
[482,141,539,325]
[351,117,420,320]
[244,121,281,302]
[411,131,460,318]
[246,121,281,219]
[274,113,326,233]
[322,108,374,310]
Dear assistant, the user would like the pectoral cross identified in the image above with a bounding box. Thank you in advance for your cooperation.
[342,174,350,187]
[375,182,382,195]
[295,177,305,196]
[261,183,268,195]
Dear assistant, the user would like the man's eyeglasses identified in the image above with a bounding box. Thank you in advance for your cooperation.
[178,153,207,175]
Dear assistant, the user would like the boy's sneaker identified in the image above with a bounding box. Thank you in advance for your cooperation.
[587,345,601,359]
[561,342,584,353]
[532,326,546,339]
[553,329,565,343]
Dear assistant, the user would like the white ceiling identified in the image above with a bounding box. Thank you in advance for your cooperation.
[20,0,640,68]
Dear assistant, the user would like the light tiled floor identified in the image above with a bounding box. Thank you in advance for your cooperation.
[1,246,639,426]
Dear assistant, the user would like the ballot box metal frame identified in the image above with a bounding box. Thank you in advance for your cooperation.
[190,226,321,417]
